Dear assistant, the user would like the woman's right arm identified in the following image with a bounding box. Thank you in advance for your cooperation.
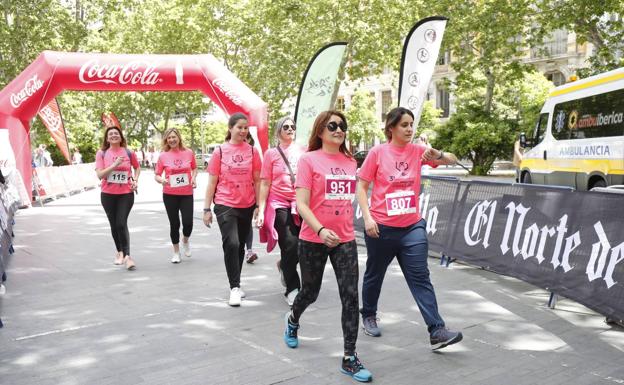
[95,155,122,179]
[202,174,219,227]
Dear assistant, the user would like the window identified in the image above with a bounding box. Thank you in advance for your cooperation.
[335,97,345,111]
[436,86,450,118]
[534,113,549,145]
[546,71,566,86]
[437,51,450,65]
[532,29,568,58]
[551,88,624,140]
[381,90,393,121]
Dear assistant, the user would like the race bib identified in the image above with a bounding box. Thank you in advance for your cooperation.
[325,175,356,200]
[385,190,416,216]
[107,171,128,184]
[169,173,189,188]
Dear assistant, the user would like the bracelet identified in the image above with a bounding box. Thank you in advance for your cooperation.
[203,208,211,213]
[317,226,325,236]
[435,151,444,160]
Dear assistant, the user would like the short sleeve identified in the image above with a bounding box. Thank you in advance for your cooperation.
[260,149,274,180]
[252,147,262,172]
[295,155,312,190]
[207,147,221,176]
[130,151,140,169]
[190,150,197,170]
[155,154,164,175]
[95,150,104,169]
[357,147,379,182]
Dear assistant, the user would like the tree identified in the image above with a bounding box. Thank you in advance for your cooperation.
[344,89,383,149]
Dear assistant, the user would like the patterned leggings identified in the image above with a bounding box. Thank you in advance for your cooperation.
[291,239,359,355]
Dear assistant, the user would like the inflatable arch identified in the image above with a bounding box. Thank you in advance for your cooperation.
[0,51,269,202]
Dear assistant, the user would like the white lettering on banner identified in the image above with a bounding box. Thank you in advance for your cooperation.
[79,60,162,85]
[464,200,497,248]
[418,193,439,235]
[39,106,61,131]
[10,74,44,108]
[586,222,624,288]
[212,78,243,106]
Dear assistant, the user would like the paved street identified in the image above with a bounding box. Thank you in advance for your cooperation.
[1,171,622,385]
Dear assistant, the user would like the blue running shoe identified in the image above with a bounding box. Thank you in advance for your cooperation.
[430,327,463,350]
[283,312,299,348]
[340,354,372,382]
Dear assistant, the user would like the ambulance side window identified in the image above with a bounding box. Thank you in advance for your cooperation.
[534,113,548,144]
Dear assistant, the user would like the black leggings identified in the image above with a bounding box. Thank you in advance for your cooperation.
[163,193,194,244]
[101,192,134,256]
[214,204,255,288]
[291,239,359,356]
[275,208,301,295]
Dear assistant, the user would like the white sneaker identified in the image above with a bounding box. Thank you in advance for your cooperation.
[239,288,246,298]
[228,288,242,307]
[171,253,181,264]
[285,288,299,306]
[182,241,191,257]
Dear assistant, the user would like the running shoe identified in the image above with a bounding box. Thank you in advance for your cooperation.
[239,287,246,298]
[285,288,299,307]
[362,316,381,337]
[114,253,124,265]
[245,249,258,263]
[124,256,136,271]
[430,327,463,350]
[228,287,242,307]
[340,354,372,382]
[283,312,299,348]
[182,241,191,257]
[171,253,181,264]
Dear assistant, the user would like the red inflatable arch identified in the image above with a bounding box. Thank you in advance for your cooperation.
[0,51,268,202]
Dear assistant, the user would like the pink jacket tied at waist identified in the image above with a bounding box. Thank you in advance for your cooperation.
[259,192,300,252]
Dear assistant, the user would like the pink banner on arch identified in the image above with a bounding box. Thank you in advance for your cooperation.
[37,98,71,163]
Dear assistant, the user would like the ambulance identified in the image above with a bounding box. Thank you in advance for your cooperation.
[520,67,624,190]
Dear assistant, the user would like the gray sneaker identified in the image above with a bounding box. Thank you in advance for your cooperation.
[362,316,381,337]
[430,327,463,350]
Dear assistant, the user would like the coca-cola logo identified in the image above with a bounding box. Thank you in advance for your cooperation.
[10,74,44,108]
[39,106,61,132]
[212,78,243,106]
[79,59,162,85]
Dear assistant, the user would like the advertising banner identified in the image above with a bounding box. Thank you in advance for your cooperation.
[398,16,448,128]
[37,98,71,163]
[295,42,348,146]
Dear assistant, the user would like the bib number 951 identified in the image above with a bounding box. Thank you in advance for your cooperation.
[325,175,356,200]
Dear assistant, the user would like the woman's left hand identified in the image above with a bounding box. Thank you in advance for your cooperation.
[422,148,442,162]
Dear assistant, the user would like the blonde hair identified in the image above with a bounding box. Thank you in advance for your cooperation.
[161,128,186,151]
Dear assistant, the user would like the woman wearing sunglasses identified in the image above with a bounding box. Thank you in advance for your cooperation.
[203,112,262,307]
[356,107,463,350]
[283,110,372,383]
[256,117,304,306]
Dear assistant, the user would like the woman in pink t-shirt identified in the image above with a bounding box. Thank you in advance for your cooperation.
[202,113,262,307]
[282,111,372,383]
[95,126,140,270]
[155,128,198,264]
[256,116,304,306]
[356,107,463,350]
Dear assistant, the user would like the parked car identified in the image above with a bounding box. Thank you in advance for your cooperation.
[195,145,219,168]
[354,150,368,168]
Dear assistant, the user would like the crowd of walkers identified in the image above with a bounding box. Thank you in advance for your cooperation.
[94,108,463,383]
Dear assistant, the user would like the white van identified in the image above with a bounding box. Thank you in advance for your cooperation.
[520,67,624,190]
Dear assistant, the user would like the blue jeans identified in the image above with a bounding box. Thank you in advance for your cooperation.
[361,219,445,333]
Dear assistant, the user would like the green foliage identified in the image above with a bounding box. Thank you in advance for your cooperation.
[417,100,443,140]
[344,89,383,148]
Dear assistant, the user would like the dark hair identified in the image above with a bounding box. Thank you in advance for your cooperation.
[101,126,127,151]
[384,107,414,141]
[307,110,352,158]
[225,112,249,141]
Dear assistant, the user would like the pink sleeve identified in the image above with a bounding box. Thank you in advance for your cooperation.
[155,155,164,175]
[95,150,104,169]
[358,147,378,182]
[190,150,197,170]
[260,149,273,180]
[295,155,312,190]
[130,151,140,169]
[253,148,262,172]
[207,147,221,176]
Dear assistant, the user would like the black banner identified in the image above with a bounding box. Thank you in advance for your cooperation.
[354,176,624,322]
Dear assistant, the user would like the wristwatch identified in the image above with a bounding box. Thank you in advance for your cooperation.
[203,208,212,213]
[435,151,445,160]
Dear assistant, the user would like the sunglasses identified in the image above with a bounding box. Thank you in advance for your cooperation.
[282,124,296,131]
[326,121,348,132]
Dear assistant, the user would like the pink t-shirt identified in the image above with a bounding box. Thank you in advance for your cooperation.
[95,147,140,195]
[358,142,437,227]
[155,148,197,196]
[260,144,305,202]
[296,149,357,243]
[208,142,262,208]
